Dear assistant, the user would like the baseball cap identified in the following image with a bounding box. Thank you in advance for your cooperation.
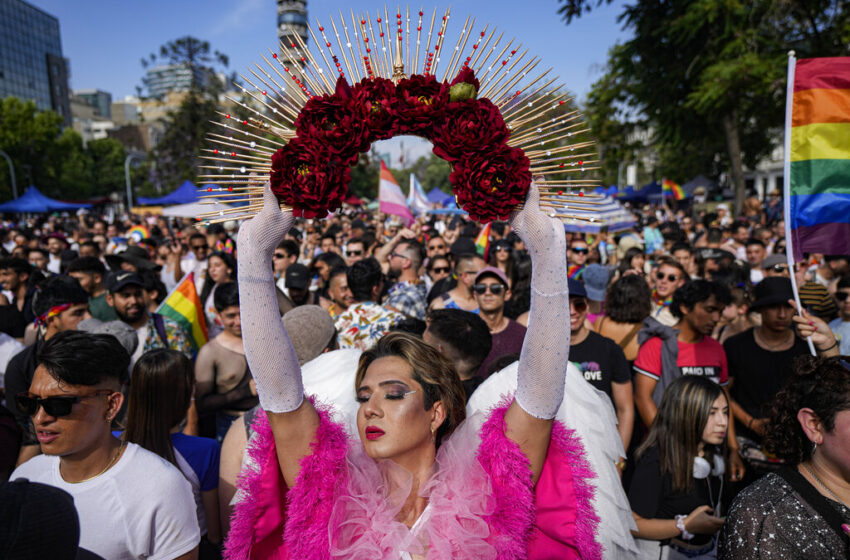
[761,254,787,270]
[474,266,509,286]
[616,235,644,260]
[282,305,336,365]
[106,271,144,293]
[449,237,477,256]
[285,263,311,290]
[567,277,588,299]
[582,264,610,301]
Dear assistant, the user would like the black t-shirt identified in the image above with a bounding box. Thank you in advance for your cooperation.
[570,331,631,400]
[628,445,722,546]
[724,328,810,440]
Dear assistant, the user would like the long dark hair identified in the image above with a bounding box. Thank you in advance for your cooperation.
[123,349,194,467]
[605,274,652,324]
[764,355,850,464]
[200,251,237,305]
[636,376,725,492]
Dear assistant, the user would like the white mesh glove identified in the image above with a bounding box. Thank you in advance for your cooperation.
[508,180,570,419]
[236,184,303,413]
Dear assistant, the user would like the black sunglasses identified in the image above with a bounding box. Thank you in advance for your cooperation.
[570,247,589,255]
[431,266,450,274]
[570,297,588,312]
[16,390,113,418]
[836,291,850,302]
[273,252,287,259]
[656,272,679,282]
[473,283,505,295]
[347,250,363,256]
[770,264,789,273]
[191,244,208,251]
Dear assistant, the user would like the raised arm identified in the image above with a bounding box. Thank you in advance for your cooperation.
[503,181,570,484]
[237,185,319,488]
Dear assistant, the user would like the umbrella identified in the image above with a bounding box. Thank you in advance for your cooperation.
[549,194,637,234]
[0,186,91,213]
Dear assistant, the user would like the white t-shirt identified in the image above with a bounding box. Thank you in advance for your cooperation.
[132,324,147,366]
[11,442,200,560]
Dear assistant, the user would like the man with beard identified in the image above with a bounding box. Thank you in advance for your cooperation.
[319,266,354,320]
[105,271,191,366]
[384,239,427,320]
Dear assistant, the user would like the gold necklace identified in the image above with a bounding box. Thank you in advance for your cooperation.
[754,328,794,351]
[61,442,126,484]
[801,462,850,509]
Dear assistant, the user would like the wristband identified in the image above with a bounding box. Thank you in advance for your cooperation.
[748,417,755,430]
[675,515,695,541]
[818,339,838,353]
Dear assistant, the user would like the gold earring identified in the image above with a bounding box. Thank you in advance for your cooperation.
[430,426,435,443]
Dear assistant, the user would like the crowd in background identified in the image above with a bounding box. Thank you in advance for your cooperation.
[1,192,849,559]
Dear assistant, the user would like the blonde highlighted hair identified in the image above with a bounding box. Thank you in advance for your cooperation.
[355,332,466,447]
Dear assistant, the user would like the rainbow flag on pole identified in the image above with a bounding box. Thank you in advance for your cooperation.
[474,222,491,257]
[662,178,686,200]
[156,271,208,351]
[785,56,850,260]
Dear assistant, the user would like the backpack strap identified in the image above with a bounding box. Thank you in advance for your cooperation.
[776,466,850,550]
[152,313,169,346]
[618,323,642,350]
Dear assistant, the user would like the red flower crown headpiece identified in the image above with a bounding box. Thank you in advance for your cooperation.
[200,6,600,224]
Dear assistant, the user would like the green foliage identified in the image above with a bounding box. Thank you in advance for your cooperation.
[348,151,379,199]
[0,98,128,201]
[576,0,849,205]
[140,36,237,191]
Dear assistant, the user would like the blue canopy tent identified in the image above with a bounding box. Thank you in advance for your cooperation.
[618,181,662,203]
[0,186,91,213]
[137,180,200,205]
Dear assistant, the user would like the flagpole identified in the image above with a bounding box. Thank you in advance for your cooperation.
[782,50,815,356]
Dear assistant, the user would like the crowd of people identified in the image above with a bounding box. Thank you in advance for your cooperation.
[0,185,849,559]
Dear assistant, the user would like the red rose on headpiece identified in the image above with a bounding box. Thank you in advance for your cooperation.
[352,77,398,141]
[294,78,368,156]
[270,138,353,218]
[449,145,531,222]
[395,74,449,135]
[432,98,509,162]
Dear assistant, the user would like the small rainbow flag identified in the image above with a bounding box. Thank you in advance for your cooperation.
[785,56,850,259]
[156,272,208,351]
[474,222,491,257]
[662,179,686,200]
[127,225,150,242]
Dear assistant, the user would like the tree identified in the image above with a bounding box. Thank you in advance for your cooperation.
[0,97,64,198]
[139,37,236,190]
[88,138,127,196]
[570,0,850,211]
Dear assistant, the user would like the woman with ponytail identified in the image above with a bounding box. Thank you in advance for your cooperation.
[719,355,850,559]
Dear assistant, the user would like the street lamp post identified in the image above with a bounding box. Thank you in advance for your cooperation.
[124,153,145,211]
[0,150,17,199]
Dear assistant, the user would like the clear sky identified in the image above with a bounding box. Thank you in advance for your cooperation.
[33,0,629,164]
[35,0,628,102]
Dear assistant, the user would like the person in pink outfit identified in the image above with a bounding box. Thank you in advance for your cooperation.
[226,182,602,560]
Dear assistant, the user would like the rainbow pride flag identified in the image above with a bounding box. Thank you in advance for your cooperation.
[156,271,208,351]
[662,178,686,200]
[785,56,850,260]
[474,222,491,257]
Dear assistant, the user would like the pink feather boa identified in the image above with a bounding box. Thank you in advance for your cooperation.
[225,398,601,559]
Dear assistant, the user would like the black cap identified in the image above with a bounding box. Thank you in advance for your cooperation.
[449,237,477,256]
[750,277,794,310]
[567,277,588,299]
[285,263,311,290]
[106,271,144,293]
[104,246,157,271]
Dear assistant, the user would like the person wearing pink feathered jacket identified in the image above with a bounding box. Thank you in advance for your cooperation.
[226,182,603,559]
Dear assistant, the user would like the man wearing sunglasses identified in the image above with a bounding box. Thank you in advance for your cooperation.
[384,240,427,320]
[567,278,633,449]
[649,257,688,327]
[567,238,589,280]
[6,276,91,467]
[11,331,200,559]
[273,239,299,295]
[344,238,367,266]
[472,267,526,377]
